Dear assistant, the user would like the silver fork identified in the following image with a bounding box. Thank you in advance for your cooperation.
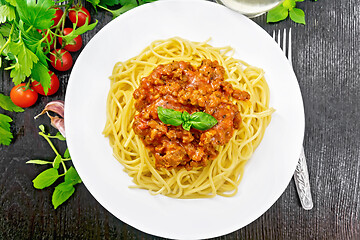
[273,29,314,210]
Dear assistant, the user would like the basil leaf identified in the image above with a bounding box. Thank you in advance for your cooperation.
[267,4,289,23]
[182,121,192,131]
[157,107,183,126]
[189,112,218,131]
[52,182,75,209]
[181,111,190,122]
[289,8,306,25]
[32,168,59,189]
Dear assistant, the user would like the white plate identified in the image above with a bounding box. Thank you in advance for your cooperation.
[65,0,304,239]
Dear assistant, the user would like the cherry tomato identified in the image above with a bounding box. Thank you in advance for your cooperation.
[68,6,91,27]
[10,83,38,108]
[32,71,60,96]
[50,49,73,71]
[59,28,83,52]
[52,8,64,27]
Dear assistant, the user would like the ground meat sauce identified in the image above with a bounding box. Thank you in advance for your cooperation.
[132,59,250,170]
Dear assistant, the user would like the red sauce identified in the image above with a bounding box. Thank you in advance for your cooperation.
[133,60,250,170]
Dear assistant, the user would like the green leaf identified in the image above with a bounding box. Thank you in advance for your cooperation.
[0,23,12,38]
[53,132,66,141]
[189,112,218,131]
[26,159,52,165]
[34,43,49,66]
[119,0,136,5]
[52,182,75,209]
[0,33,11,58]
[139,0,158,4]
[53,155,62,169]
[32,168,59,189]
[5,0,17,6]
[15,0,56,30]
[267,5,289,23]
[282,0,296,10]
[8,38,39,85]
[0,93,24,112]
[63,148,70,159]
[289,8,306,24]
[181,111,190,122]
[182,121,192,131]
[0,126,12,145]
[62,20,98,43]
[0,113,13,145]
[30,61,50,94]
[39,124,45,133]
[88,0,101,8]
[64,166,82,185]
[99,0,120,7]
[0,5,16,23]
[157,107,183,126]
[111,3,138,19]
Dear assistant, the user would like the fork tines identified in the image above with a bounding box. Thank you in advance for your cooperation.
[273,28,292,64]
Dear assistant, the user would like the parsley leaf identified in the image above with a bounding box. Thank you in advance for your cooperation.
[15,0,56,30]
[89,0,158,19]
[99,0,120,7]
[0,113,13,145]
[0,5,16,24]
[8,37,39,85]
[30,61,51,94]
[0,93,24,112]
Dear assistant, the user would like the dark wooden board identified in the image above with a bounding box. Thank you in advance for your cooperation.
[1,0,359,239]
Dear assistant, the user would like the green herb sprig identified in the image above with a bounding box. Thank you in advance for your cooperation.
[157,106,218,131]
[267,0,318,25]
[87,0,158,19]
[27,125,82,209]
[0,0,97,93]
[0,93,24,145]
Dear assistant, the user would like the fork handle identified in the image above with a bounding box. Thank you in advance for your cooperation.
[293,147,314,210]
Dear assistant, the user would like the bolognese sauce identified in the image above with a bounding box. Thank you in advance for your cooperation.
[133,59,250,170]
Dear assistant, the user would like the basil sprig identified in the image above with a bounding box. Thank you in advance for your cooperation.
[157,107,218,131]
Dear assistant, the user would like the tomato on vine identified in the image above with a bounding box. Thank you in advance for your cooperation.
[50,49,73,71]
[32,71,60,96]
[10,83,38,108]
[51,8,64,27]
[59,28,83,52]
[68,6,91,27]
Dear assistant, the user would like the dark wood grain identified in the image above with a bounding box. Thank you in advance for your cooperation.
[1,0,360,239]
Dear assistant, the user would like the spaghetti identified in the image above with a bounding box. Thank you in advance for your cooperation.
[103,37,274,198]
